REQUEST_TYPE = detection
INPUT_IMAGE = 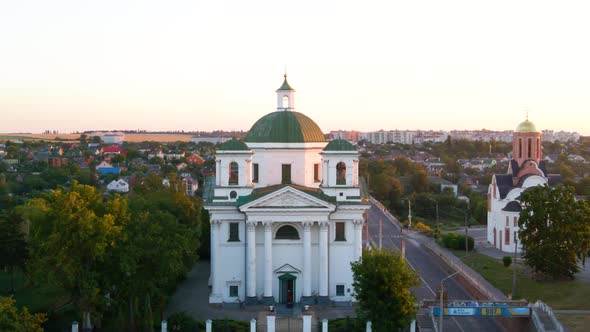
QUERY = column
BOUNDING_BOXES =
[209,220,222,302]
[215,160,221,186]
[354,220,363,261]
[302,222,312,302]
[263,221,274,304]
[246,221,257,302]
[318,221,329,303]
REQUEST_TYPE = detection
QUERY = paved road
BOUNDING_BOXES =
[366,204,506,332]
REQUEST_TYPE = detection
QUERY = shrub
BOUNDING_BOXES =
[440,233,474,251]
[414,221,432,232]
[503,256,512,268]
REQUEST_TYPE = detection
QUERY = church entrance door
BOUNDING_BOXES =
[279,273,296,308]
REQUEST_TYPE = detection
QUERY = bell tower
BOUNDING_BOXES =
[276,74,295,111]
[512,116,542,167]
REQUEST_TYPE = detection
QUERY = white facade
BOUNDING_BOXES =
[106,179,129,193]
[487,173,547,253]
[205,77,369,306]
[487,120,561,253]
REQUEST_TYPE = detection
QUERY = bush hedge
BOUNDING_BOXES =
[440,232,474,251]
[503,256,512,267]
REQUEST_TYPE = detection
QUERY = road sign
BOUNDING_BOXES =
[433,307,531,317]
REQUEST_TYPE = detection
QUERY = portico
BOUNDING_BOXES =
[204,75,370,306]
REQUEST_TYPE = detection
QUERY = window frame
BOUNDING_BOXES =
[229,285,238,297]
[336,284,345,296]
[228,222,240,242]
[275,225,300,240]
[253,163,259,183]
[505,228,510,245]
[336,162,346,185]
[335,222,346,241]
[281,164,292,184]
[228,161,239,185]
[313,163,320,183]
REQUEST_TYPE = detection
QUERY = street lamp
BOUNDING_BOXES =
[425,196,439,238]
[439,271,460,332]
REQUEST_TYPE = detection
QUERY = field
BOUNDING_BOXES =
[0,133,194,142]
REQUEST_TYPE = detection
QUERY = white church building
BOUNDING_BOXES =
[204,75,370,306]
[487,118,562,253]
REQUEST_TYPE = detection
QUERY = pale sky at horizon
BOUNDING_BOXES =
[1,1,589,135]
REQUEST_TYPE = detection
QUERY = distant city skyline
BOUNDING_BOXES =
[1,1,589,135]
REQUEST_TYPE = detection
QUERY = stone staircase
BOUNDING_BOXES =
[531,301,564,332]
[416,308,436,332]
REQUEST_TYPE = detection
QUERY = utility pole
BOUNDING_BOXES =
[464,213,468,256]
[408,200,413,230]
[512,231,518,299]
[465,200,470,256]
[401,238,406,259]
[379,217,383,249]
[439,271,460,332]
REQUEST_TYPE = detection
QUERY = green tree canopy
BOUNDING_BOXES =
[351,249,419,331]
[0,296,47,332]
[519,184,590,279]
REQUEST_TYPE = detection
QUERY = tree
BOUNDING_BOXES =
[0,213,28,293]
[0,296,47,332]
[26,182,124,329]
[351,249,419,331]
[519,184,590,279]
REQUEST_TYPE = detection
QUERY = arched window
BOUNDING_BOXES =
[275,225,300,240]
[282,96,289,109]
[336,162,346,185]
[229,162,239,185]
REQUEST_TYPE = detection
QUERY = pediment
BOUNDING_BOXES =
[274,263,301,274]
[239,186,335,211]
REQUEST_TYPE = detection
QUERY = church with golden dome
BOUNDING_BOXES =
[487,118,562,253]
[204,76,369,306]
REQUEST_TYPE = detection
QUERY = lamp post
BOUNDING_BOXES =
[439,271,460,332]
[407,199,413,230]
[512,230,518,299]
[464,199,470,256]
[425,196,439,238]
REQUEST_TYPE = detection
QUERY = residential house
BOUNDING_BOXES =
[102,145,123,156]
[107,179,129,193]
[186,154,204,166]
[180,173,198,196]
[176,162,188,171]
[97,161,120,175]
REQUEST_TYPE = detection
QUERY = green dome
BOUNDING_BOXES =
[218,139,249,151]
[245,111,326,143]
[515,120,538,133]
[324,139,356,151]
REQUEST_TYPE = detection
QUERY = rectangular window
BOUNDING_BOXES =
[228,222,239,242]
[335,222,346,241]
[253,163,259,183]
[336,284,345,296]
[528,138,532,158]
[505,228,510,245]
[281,164,291,184]
[314,163,320,182]
[505,216,509,227]
[513,217,518,227]
[229,285,238,297]
[518,138,522,158]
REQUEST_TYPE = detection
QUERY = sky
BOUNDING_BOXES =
[1,1,589,135]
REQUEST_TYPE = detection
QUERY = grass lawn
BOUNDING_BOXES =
[451,250,590,310]
[554,314,590,332]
